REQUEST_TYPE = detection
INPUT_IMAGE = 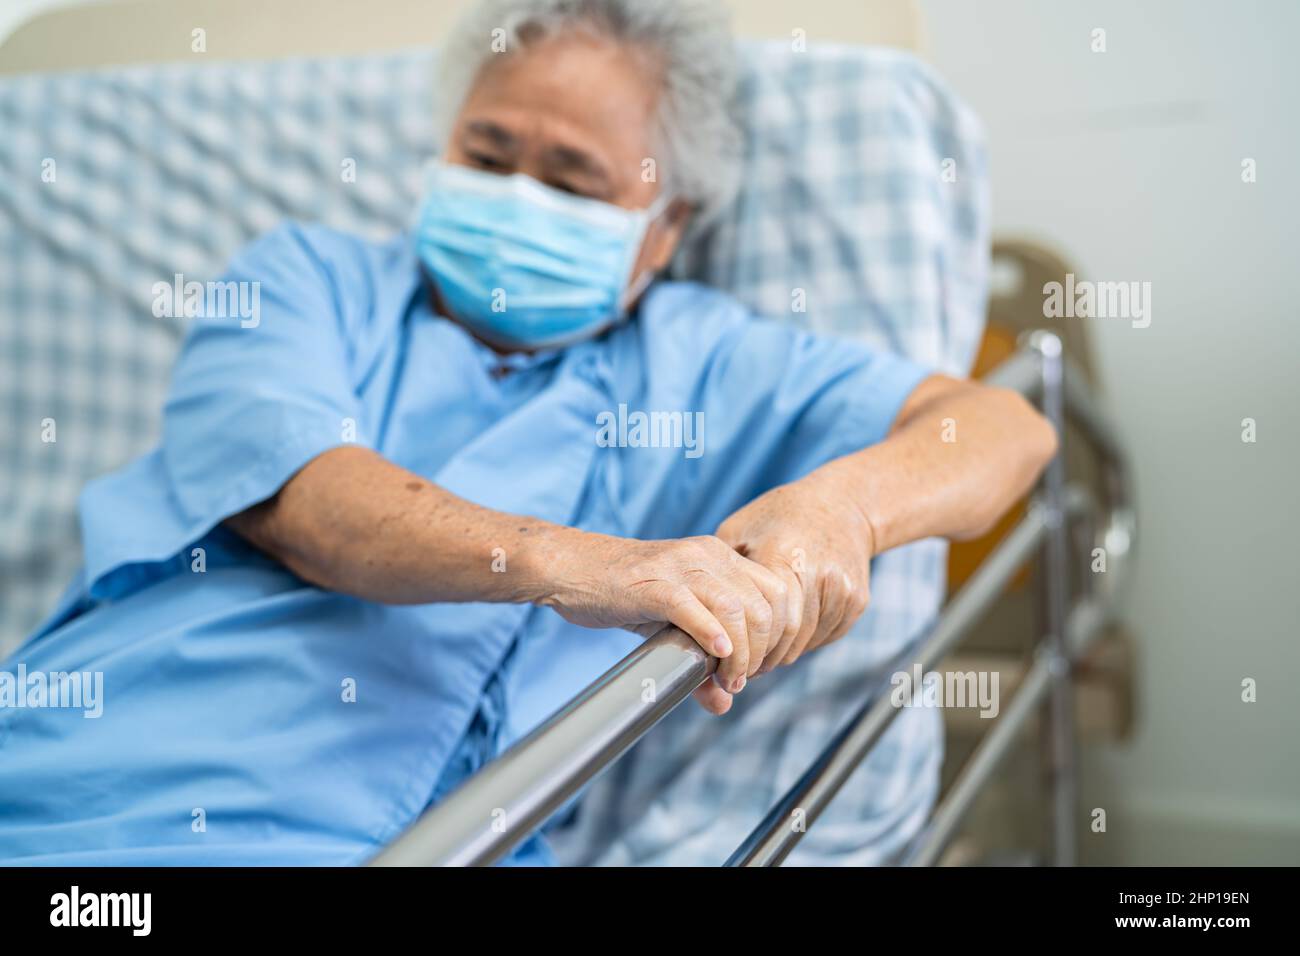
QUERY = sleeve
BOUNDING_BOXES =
[78,223,373,600]
[684,300,933,526]
[160,223,370,522]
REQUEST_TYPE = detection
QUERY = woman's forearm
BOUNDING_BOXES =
[225,444,792,699]
[810,376,1058,555]
[224,445,578,604]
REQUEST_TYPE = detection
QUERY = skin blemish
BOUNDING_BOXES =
[405,482,423,492]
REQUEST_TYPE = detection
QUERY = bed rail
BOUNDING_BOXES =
[369,330,1135,867]
[368,626,713,867]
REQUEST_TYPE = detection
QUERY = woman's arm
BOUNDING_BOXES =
[227,445,565,606]
[827,374,1059,550]
[225,445,787,703]
[716,374,1057,670]
[225,374,1053,713]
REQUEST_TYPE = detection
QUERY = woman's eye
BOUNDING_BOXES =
[553,182,600,199]
[469,153,509,172]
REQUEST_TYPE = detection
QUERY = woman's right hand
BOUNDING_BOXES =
[532,532,794,714]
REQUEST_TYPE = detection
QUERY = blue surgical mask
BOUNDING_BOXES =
[414,162,671,350]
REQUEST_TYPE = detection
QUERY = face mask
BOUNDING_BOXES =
[414,162,672,350]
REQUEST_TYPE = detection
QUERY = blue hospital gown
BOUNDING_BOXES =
[0,223,929,865]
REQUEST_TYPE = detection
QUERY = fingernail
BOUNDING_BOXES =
[732,675,746,693]
[712,635,732,657]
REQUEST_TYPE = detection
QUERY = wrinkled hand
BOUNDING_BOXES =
[716,468,877,673]
[538,533,790,714]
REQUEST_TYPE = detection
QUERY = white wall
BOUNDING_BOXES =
[922,0,1300,862]
[0,0,111,47]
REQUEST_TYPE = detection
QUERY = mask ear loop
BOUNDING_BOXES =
[619,192,677,314]
[620,268,657,312]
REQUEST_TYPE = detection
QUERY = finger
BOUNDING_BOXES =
[808,573,850,652]
[731,557,786,677]
[820,572,870,648]
[659,585,735,661]
[811,590,850,653]
[692,680,733,716]
[692,575,750,691]
[759,564,803,672]
[780,572,821,667]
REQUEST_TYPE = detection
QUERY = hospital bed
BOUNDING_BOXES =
[0,0,1137,865]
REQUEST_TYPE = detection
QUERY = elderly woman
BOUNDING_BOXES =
[0,0,1053,866]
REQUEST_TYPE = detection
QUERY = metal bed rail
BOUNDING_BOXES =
[370,330,1135,868]
[369,627,714,867]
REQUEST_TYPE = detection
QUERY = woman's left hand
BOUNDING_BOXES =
[715,466,877,674]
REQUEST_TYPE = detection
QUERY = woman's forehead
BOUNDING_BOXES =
[459,34,660,167]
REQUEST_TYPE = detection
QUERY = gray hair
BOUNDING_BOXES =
[436,0,742,224]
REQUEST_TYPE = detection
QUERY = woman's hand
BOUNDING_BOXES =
[715,467,877,672]
[533,532,791,714]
